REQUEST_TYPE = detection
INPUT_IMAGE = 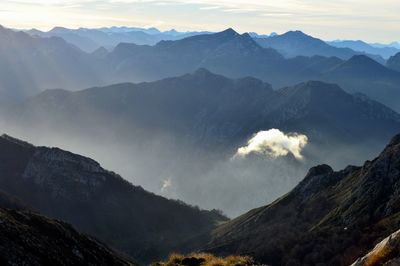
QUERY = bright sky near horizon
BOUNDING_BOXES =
[1,0,399,43]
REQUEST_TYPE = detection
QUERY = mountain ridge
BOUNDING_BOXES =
[3,69,400,217]
[205,133,400,265]
[0,134,227,263]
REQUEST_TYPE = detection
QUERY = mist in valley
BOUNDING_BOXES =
[1,115,387,217]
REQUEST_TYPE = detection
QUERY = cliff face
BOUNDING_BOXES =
[206,133,400,266]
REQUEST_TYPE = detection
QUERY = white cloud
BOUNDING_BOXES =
[236,129,308,160]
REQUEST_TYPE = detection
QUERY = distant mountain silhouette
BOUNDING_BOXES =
[5,27,400,112]
[0,134,227,264]
[26,26,210,52]
[321,55,400,111]
[253,31,384,62]
[205,133,400,265]
[103,29,400,111]
[105,28,347,88]
[329,39,400,59]
[106,28,282,83]
[0,25,104,104]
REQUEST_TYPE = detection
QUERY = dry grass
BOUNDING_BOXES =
[152,253,260,266]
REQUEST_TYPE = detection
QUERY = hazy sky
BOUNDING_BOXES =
[1,0,400,43]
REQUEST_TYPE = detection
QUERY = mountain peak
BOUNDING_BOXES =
[193,68,213,76]
[220,28,239,36]
[295,164,335,197]
[287,30,307,35]
[280,30,312,40]
[347,54,376,64]
[49,26,71,33]
[330,54,395,76]
[305,164,334,179]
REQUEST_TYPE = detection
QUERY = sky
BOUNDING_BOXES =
[1,0,400,43]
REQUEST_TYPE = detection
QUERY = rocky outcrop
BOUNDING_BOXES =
[351,229,400,266]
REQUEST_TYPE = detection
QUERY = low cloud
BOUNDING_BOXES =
[236,129,308,160]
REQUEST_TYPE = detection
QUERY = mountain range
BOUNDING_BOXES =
[328,39,400,59]
[3,26,400,112]
[253,30,385,62]
[104,29,400,112]
[26,26,399,61]
[2,20,400,266]
[26,26,210,52]
[3,69,400,216]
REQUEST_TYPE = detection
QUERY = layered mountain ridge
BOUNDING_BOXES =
[3,69,400,217]
[2,25,400,112]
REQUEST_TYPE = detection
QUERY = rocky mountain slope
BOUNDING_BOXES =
[0,134,227,264]
[205,133,400,265]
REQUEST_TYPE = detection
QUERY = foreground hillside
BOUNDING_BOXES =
[0,192,134,266]
[206,133,400,265]
[0,134,227,263]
